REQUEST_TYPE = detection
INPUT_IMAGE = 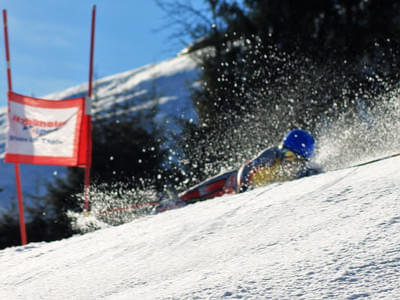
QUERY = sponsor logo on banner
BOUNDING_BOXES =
[5,92,88,166]
[11,114,72,144]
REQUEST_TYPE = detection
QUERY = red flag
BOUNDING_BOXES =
[77,97,92,167]
[5,91,92,167]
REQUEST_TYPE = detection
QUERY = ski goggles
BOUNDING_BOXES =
[280,147,306,162]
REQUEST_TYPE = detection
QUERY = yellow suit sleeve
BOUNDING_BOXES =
[250,159,294,187]
[250,159,281,187]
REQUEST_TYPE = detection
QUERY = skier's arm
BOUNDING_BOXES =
[236,148,278,193]
[179,169,238,203]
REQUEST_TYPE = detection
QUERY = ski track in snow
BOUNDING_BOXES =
[0,156,399,299]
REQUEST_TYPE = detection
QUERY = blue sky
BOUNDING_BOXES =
[0,1,190,107]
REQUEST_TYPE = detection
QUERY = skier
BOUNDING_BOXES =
[156,129,322,211]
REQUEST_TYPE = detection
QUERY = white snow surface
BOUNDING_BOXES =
[0,155,399,299]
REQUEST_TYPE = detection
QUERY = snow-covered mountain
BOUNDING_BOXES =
[0,154,399,299]
[0,53,200,210]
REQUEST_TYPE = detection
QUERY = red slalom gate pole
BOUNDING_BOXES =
[88,5,96,97]
[15,164,27,244]
[84,5,96,212]
[3,10,12,91]
[3,9,27,245]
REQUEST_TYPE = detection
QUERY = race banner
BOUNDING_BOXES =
[4,91,91,166]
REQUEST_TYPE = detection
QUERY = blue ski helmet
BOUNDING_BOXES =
[283,129,315,158]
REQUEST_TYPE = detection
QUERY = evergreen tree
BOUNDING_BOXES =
[0,210,20,248]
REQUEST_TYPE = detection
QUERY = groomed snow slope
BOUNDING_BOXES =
[0,154,399,299]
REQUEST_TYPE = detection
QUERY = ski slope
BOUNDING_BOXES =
[0,154,399,299]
